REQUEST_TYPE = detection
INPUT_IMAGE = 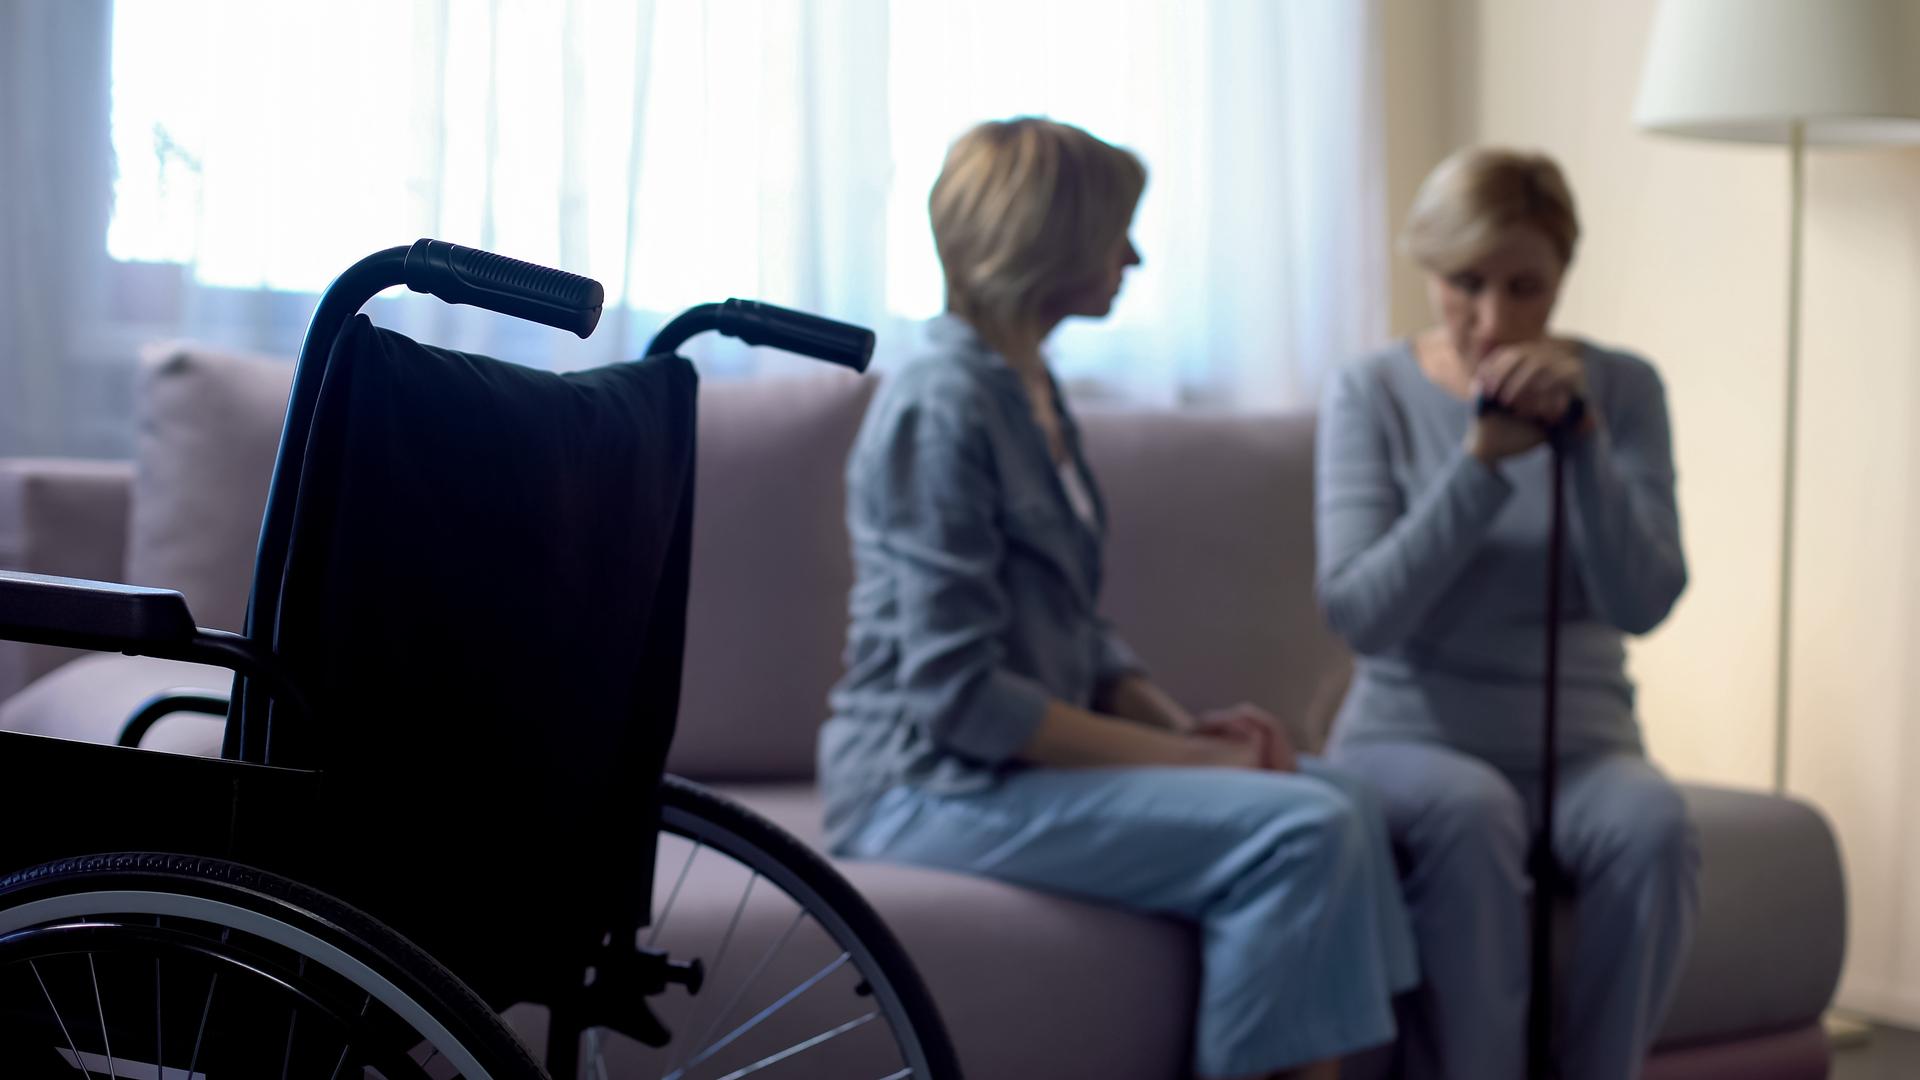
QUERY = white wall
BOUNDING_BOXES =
[1386,0,1920,1024]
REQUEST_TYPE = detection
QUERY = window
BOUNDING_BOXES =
[103,0,1383,400]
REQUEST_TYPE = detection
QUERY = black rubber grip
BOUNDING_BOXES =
[717,299,875,372]
[1475,393,1587,433]
[403,239,604,339]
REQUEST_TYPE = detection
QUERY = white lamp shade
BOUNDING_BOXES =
[1636,0,1920,145]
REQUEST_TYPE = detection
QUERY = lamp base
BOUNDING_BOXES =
[1824,1009,1873,1049]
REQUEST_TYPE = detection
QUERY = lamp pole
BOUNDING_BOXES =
[1772,118,1804,794]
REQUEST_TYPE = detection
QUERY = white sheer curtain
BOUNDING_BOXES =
[882,0,1388,406]
[99,0,900,379]
[3,0,1386,458]
[1,1,114,458]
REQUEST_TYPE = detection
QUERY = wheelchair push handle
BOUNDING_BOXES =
[717,299,875,371]
[404,239,605,339]
[645,298,875,371]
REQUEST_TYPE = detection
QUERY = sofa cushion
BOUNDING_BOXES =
[105,352,1348,779]
[0,652,228,757]
[125,343,294,634]
[1081,407,1350,748]
[667,371,876,781]
[3,649,1845,1075]
[718,781,1844,1076]
[501,781,1197,1078]
[0,458,136,703]
[704,782,1200,1079]
[672,395,1353,779]
[112,347,872,783]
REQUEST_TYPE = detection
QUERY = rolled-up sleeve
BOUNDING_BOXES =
[868,397,1051,765]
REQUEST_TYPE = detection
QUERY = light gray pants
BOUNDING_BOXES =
[1328,742,1699,1080]
[837,759,1420,1078]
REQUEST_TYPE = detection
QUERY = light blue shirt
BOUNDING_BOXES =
[818,316,1146,846]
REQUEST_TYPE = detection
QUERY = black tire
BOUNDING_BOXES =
[637,774,963,1080]
[0,851,546,1078]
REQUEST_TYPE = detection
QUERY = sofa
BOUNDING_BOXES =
[0,342,1846,1078]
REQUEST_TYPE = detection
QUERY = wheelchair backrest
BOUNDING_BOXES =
[257,314,698,1004]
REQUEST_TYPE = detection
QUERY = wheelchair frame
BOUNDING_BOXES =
[0,240,958,1079]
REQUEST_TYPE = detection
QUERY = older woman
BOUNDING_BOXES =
[1317,146,1699,1080]
[819,117,1416,1080]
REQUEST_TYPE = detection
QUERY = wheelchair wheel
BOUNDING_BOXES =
[563,775,960,1079]
[0,852,544,1078]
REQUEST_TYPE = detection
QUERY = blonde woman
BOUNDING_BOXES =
[1317,146,1699,1080]
[820,117,1416,1080]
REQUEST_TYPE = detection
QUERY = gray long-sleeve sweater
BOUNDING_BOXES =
[1316,340,1688,770]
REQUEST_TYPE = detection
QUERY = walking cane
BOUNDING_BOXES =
[1477,392,1587,1080]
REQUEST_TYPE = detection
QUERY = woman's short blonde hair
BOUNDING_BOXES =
[930,117,1146,336]
[1402,146,1580,273]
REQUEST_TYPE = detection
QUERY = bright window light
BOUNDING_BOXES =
[108,0,1186,332]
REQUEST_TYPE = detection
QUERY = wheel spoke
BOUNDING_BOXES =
[0,795,947,1080]
[702,873,760,993]
[647,841,705,948]
[668,951,852,1079]
[281,1005,300,1080]
[278,955,309,1080]
[588,1027,609,1080]
[652,780,952,1080]
[89,953,118,1078]
[0,866,536,1080]
[187,972,217,1076]
[328,996,372,1080]
[669,907,802,1078]
[153,955,163,1080]
[31,959,94,1079]
[707,1012,879,1080]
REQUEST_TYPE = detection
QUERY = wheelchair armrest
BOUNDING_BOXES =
[0,569,197,652]
[0,569,312,737]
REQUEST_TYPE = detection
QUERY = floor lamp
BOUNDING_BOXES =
[1634,0,1920,1050]
[1634,0,1920,795]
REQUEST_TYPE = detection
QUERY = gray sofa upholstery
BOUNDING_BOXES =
[0,344,1846,1078]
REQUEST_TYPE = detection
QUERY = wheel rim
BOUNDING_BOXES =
[0,889,498,1078]
[558,794,937,1080]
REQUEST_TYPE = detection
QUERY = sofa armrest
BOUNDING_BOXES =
[0,458,135,704]
[1655,783,1847,1048]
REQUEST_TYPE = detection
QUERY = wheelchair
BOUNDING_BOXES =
[0,241,961,1079]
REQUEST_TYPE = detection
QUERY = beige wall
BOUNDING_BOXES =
[1382,0,1464,337]
[1790,150,1920,1022]
[1390,0,1920,1025]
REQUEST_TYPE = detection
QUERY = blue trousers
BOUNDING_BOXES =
[837,758,1420,1078]
[1329,742,1700,1080]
